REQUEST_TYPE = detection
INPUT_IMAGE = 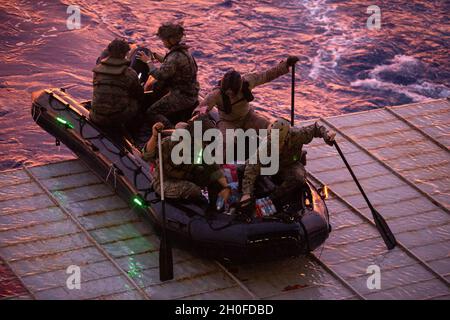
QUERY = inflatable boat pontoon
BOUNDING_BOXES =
[31,88,331,261]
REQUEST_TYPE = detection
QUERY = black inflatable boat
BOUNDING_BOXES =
[31,88,331,261]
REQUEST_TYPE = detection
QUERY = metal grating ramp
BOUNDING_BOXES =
[221,99,450,300]
[0,160,253,300]
[1,98,449,300]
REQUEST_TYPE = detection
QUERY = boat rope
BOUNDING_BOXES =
[31,105,43,123]
[105,163,119,189]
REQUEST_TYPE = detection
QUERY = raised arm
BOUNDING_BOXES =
[291,122,336,146]
[193,88,221,115]
[244,59,289,89]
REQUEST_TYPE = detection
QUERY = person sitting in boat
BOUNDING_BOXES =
[142,117,231,207]
[192,56,299,149]
[90,38,144,135]
[240,118,336,211]
[136,22,200,129]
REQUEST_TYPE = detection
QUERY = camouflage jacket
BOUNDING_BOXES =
[142,136,224,186]
[91,57,143,124]
[241,122,331,195]
[148,43,200,97]
[199,60,289,122]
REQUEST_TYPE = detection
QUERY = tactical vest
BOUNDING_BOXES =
[92,58,135,117]
[161,44,199,97]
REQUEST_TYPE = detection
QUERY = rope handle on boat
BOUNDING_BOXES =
[31,105,44,123]
[106,164,120,189]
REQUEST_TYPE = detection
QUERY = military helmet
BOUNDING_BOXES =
[186,113,216,135]
[268,117,291,146]
[157,22,185,41]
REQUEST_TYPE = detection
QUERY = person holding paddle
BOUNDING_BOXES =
[240,117,336,211]
[193,56,299,150]
[142,118,232,204]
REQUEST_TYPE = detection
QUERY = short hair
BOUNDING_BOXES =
[107,38,130,58]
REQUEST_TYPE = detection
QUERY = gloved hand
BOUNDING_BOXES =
[192,106,208,116]
[152,122,164,136]
[287,55,300,67]
[137,51,154,68]
[324,130,336,146]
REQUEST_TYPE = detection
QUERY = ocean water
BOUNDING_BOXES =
[0,0,449,170]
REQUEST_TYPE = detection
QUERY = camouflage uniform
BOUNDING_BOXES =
[90,57,144,127]
[242,122,333,200]
[198,60,290,147]
[146,43,199,128]
[142,136,224,199]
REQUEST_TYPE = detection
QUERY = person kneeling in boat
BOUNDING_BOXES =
[142,119,231,207]
[240,118,336,212]
[136,22,200,129]
[192,56,299,150]
[90,38,144,137]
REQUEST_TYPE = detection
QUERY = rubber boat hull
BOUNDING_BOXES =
[31,88,331,261]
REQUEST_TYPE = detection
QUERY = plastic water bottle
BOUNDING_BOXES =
[268,198,277,214]
[216,196,225,211]
[255,199,263,217]
[263,198,272,216]
[260,198,268,216]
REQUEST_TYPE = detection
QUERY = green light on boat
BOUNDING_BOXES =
[133,196,146,208]
[195,148,203,164]
[56,117,74,129]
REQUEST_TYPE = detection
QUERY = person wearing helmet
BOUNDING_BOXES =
[90,38,144,134]
[239,118,336,210]
[137,22,200,128]
[193,56,299,149]
[142,116,231,205]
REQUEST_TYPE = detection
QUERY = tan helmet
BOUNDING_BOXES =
[156,22,184,42]
[268,117,290,146]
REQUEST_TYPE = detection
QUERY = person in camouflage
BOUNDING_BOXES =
[90,38,144,130]
[137,22,200,128]
[142,118,231,203]
[240,118,336,208]
[193,56,299,149]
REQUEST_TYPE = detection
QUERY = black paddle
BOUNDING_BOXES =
[290,64,295,126]
[333,141,397,250]
[157,131,174,281]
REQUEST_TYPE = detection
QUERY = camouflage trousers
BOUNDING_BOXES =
[271,162,306,201]
[153,177,203,199]
[152,173,221,201]
[146,92,198,128]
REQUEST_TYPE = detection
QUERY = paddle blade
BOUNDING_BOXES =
[159,232,174,281]
[372,209,397,250]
